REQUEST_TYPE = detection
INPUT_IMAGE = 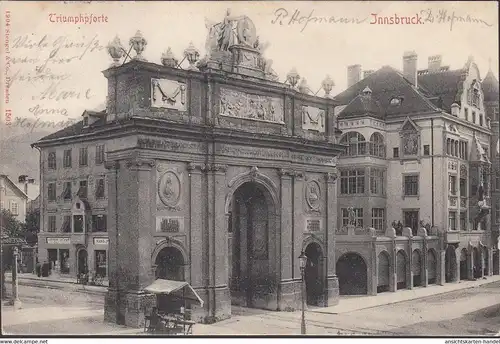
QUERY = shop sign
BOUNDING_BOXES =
[94,238,109,245]
[46,237,70,245]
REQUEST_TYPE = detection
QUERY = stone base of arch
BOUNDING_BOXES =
[104,289,156,328]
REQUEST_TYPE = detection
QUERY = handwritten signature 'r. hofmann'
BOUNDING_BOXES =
[271,8,368,32]
[420,9,493,31]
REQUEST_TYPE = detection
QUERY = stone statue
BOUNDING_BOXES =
[218,9,245,51]
[347,207,356,226]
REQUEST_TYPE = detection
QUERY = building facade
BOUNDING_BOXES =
[33,123,110,279]
[333,53,500,296]
[0,174,29,223]
[34,14,346,327]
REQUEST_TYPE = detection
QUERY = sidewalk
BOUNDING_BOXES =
[5,272,109,287]
[311,275,500,315]
[4,272,107,294]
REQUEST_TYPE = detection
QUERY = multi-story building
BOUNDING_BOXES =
[332,53,499,296]
[32,112,110,279]
[0,174,29,223]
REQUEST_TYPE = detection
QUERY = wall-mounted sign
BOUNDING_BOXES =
[156,216,184,233]
[93,238,109,245]
[46,237,70,245]
[306,219,321,232]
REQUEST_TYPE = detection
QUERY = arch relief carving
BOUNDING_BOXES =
[158,170,182,210]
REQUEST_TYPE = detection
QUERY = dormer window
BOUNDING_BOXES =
[390,97,402,106]
[83,116,89,127]
[470,80,481,108]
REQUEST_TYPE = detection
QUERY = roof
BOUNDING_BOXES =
[334,65,438,119]
[339,92,384,119]
[144,279,204,306]
[417,69,466,111]
[482,69,499,102]
[0,174,28,199]
[35,114,106,142]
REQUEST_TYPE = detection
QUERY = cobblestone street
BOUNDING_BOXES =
[2,278,500,336]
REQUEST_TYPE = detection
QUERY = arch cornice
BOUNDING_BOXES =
[151,237,190,265]
[302,234,325,256]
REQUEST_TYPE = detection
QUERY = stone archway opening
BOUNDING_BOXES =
[460,248,468,280]
[77,248,88,276]
[427,249,437,285]
[155,246,185,281]
[377,251,390,293]
[304,242,324,306]
[229,181,277,309]
[412,250,422,287]
[396,250,407,290]
[473,247,482,279]
[445,246,457,283]
[336,252,367,295]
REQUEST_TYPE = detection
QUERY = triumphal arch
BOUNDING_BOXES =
[102,11,344,326]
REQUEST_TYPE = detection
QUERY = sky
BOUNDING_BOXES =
[1,1,498,128]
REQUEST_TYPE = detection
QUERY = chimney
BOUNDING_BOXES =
[403,51,418,87]
[363,70,374,79]
[347,64,362,88]
[428,55,442,73]
[24,183,28,196]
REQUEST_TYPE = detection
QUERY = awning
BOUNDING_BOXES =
[144,279,204,307]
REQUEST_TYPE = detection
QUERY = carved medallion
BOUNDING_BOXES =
[219,87,284,123]
[151,78,187,111]
[305,180,321,211]
[403,133,419,156]
[158,171,181,209]
[302,106,325,133]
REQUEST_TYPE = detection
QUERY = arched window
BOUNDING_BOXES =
[369,132,385,158]
[340,132,366,157]
[447,138,451,155]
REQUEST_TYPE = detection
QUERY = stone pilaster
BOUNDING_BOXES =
[325,171,339,304]
[422,238,429,287]
[206,163,230,323]
[293,171,305,280]
[467,249,474,280]
[390,241,397,292]
[408,239,413,290]
[369,239,377,296]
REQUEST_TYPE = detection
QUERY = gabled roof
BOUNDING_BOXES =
[334,66,438,119]
[482,69,499,102]
[417,69,466,111]
[0,174,28,199]
[338,92,384,119]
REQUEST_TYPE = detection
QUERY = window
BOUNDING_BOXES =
[341,208,363,227]
[63,182,72,200]
[48,183,56,201]
[496,200,500,224]
[471,86,480,107]
[423,145,430,156]
[448,211,457,231]
[460,177,467,197]
[61,215,71,233]
[95,250,107,277]
[79,147,88,166]
[9,201,19,215]
[393,147,399,158]
[449,175,457,195]
[495,174,500,191]
[48,152,56,170]
[403,175,419,196]
[340,132,366,156]
[403,210,419,234]
[92,214,107,232]
[340,169,365,194]
[95,145,105,165]
[371,208,385,233]
[459,141,468,160]
[472,111,476,123]
[369,132,385,158]
[48,216,56,232]
[370,169,384,195]
[95,178,105,199]
[464,108,469,121]
[479,114,484,126]
[460,211,467,230]
[78,180,88,199]
[63,149,72,168]
[73,215,84,233]
[83,116,89,127]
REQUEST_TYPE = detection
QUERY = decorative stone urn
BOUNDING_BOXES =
[322,75,335,98]
[129,30,147,61]
[161,47,178,68]
[183,42,200,71]
[107,36,125,67]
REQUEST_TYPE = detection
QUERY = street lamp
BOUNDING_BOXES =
[299,251,308,335]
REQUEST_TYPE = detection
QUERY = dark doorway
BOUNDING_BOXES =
[473,247,482,279]
[377,251,390,293]
[336,253,367,295]
[155,247,184,281]
[77,249,88,275]
[494,250,499,275]
[396,250,407,290]
[411,250,422,287]
[230,182,275,309]
[483,247,489,276]
[403,210,419,236]
[445,246,457,282]
[48,249,58,271]
[427,249,437,284]
[460,248,468,280]
[304,242,323,306]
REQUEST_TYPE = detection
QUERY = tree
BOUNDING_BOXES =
[0,209,23,238]
[22,208,40,245]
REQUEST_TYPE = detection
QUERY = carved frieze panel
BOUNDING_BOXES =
[219,88,284,123]
[305,180,321,212]
[138,137,203,154]
[306,219,322,232]
[151,78,187,111]
[156,216,184,233]
[448,161,458,171]
[157,170,182,211]
[302,106,325,133]
[460,164,467,178]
